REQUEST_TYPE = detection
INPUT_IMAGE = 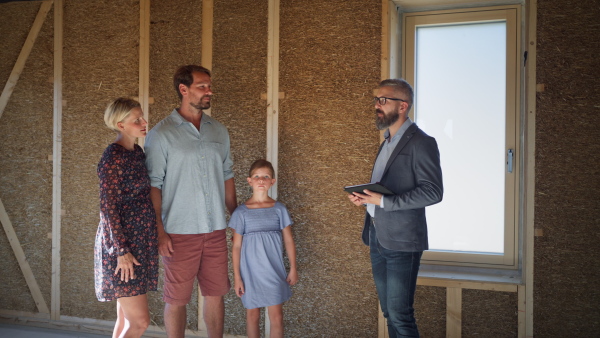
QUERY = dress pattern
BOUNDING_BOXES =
[228,202,293,309]
[94,143,158,301]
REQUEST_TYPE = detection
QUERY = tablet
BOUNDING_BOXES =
[344,183,394,195]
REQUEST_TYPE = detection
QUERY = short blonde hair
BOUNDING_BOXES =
[103,97,141,132]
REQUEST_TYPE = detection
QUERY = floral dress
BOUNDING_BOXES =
[94,143,158,301]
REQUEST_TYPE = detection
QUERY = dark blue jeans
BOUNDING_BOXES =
[370,224,423,338]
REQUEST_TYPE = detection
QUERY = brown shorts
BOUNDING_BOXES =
[162,229,231,306]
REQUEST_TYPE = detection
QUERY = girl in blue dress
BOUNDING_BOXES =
[229,159,298,338]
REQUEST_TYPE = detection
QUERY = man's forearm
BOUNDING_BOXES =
[224,178,237,215]
[150,187,166,234]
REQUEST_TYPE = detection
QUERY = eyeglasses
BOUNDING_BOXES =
[373,97,406,106]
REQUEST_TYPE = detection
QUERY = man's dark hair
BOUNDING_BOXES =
[173,65,211,100]
[379,78,414,112]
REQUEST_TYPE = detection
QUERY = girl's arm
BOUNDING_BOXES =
[232,231,245,297]
[282,226,298,285]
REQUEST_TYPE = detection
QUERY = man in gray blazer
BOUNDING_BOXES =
[348,78,443,337]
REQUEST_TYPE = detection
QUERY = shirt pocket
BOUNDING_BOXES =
[204,142,225,163]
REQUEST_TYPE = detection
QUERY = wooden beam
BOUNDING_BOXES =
[524,0,537,336]
[264,0,281,334]
[381,0,390,80]
[0,198,50,314]
[0,0,53,120]
[0,311,245,338]
[0,309,50,320]
[417,277,519,292]
[266,0,280,201]
[138,0,150,147]
[201,0,213,117]
[51,0,63,322]
[378,304,388,338]
[518,285,526,337]
[197,0,215,332]
[387,1,400,79]
[446,287,462,338]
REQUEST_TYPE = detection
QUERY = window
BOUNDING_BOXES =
[402,6,522,268]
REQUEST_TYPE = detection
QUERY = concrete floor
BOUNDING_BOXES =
[0,323,109,338]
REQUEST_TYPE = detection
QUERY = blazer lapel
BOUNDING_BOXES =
[382,123,418,175]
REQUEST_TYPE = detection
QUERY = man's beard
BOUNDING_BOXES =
[190,96,211,110]
[375,108,399,130]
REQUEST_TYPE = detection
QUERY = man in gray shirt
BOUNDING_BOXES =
[145,65,237,338]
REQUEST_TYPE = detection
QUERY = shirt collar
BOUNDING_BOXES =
[384,117,413,141]
[170,109,213,127]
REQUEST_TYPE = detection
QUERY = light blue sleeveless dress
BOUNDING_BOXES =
[228,202,293,309]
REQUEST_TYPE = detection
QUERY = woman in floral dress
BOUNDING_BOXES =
[95,98,158,338]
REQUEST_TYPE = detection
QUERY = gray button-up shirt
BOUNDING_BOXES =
[367,118,413,217]
[144,109,234,234]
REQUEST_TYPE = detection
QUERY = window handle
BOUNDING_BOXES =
[507,149,514,173]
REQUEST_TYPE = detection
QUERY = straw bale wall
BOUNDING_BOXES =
[147,0,205,328]
[0,0,598,337]
[534,0,600,336]
[0,0,54,313]
[277,0,381,336]
[59,0,141,320]
[212,0,269,334]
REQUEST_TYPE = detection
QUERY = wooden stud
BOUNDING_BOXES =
[133,96,154,104]
[261,92,284,100]
[378,303,388,338]
[446,287,462,338]
[0,310,242,337]
[524,1,537,337]
[264,0,281,334]
[197,0,214,332]
[381,0,390,81]
[266,0,280,200]
[417,277,518,292]
[518,285,526,338]
[138,0,150,148]
[52,0,64,322]
[388,1,400,79]
[201,0,214,118]
[0,0,53,120]
[0,198,50,314]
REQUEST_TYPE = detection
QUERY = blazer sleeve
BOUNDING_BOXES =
[382,135,443,211]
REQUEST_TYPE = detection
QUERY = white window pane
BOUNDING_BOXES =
[415,21,506,254]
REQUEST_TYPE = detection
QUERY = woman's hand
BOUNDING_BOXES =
[287,268,298,286]
[234,277,245,297]
[115,252,140,282]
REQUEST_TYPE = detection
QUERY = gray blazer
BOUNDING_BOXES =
[361,123,443,251]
